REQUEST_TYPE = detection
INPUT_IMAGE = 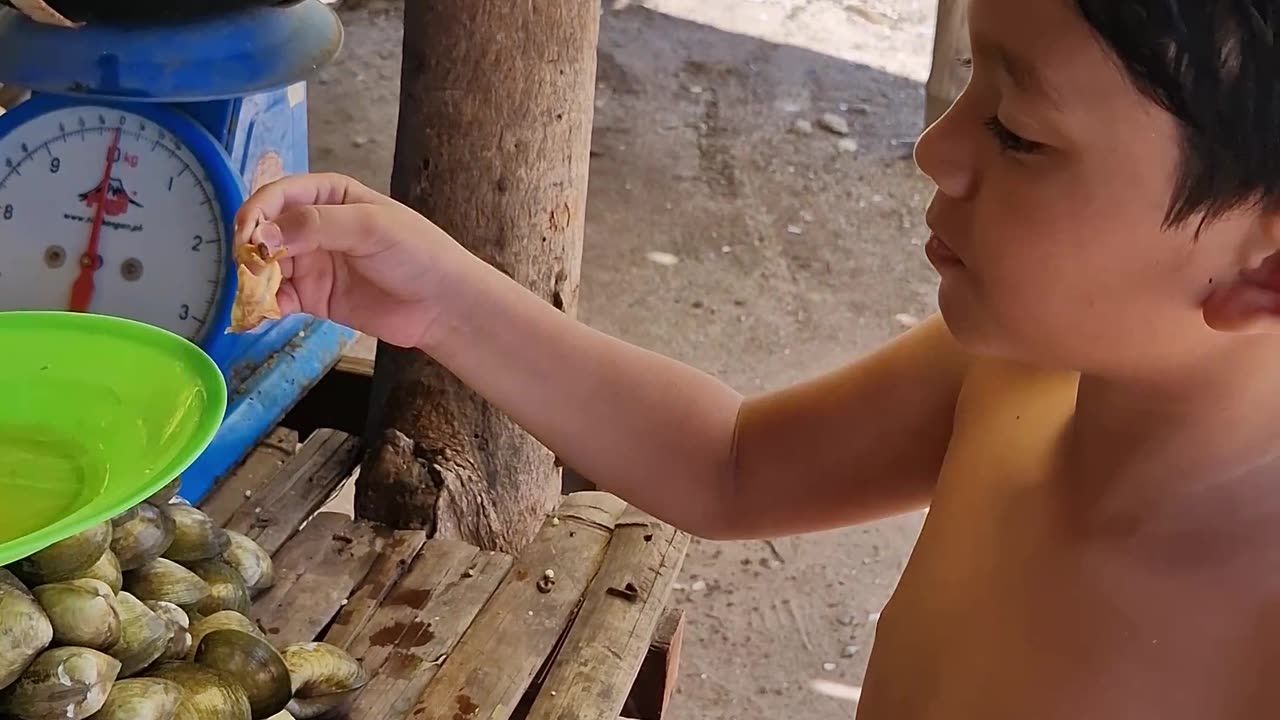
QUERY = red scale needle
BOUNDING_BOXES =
[69,128,121,313]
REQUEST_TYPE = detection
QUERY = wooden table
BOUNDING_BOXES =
[199,427,691,720]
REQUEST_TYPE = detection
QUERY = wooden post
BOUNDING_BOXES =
[925,0,971,128]
[357,0,599,553]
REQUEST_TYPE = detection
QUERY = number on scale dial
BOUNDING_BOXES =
[0,105,226,342]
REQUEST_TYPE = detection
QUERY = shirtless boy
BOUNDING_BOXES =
[235,0,1280,716]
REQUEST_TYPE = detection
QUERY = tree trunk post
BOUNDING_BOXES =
[357,0,599,553]
[925,0,971,128]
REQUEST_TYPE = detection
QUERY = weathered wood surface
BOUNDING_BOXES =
[203,433,688,720]
[404,493,627,720]
[526,508,689,720]
[200,427,299,526]
[337,334,377,378]
[251,512,389,646]
[623,609,687,720]
[334,543,514,720]
[360,0,601,554]
[225,428,361,555]
[926,0,971,127]
[322,528,428,650]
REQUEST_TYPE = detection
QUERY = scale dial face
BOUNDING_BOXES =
[0,103,230,343]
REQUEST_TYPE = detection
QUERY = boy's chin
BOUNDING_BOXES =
[936,279,987,346]
[937,291,1052,366]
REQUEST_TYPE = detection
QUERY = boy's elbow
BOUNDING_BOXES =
[668,479,760,541]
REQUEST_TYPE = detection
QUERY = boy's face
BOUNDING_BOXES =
[915,0,1266,377]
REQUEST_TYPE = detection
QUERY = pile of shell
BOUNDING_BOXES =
[0,478,367,720]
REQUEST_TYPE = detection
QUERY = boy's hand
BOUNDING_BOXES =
[233,173,460,349]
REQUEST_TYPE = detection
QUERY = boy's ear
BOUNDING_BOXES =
[1203,215,1280,334]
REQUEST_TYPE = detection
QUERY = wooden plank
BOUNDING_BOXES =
[402,492,627,720]
[525,508,690,720]
[925,0,971,126]
[322,529,428,651]
[336,334,377,377]
[623,609,687,720]
[338,539,479,671]
[339,543,514,720]
[225,429,361,555]
[250,512,387,646]
[201,427,299,527]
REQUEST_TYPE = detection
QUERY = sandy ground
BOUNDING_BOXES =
[309,1,943,717]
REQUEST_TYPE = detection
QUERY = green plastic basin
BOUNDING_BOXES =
[0,311,226,566]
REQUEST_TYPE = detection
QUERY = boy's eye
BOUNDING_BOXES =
[984,116,1044,155]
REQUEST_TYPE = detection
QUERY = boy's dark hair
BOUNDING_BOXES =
[1075,2,1279,229]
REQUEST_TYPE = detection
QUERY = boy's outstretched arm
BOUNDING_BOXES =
[236,173,972,539]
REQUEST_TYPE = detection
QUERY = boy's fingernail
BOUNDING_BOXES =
[252,221,284,252]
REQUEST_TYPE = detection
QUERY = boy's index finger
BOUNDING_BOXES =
[233,173,385,245]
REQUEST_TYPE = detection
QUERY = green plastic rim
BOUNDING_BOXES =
[0,310,226,567]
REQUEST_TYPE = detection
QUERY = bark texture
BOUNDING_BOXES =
[357,0,599,553]
[926,0,971,127]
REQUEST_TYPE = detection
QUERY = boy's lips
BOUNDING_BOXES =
[925,232,964,269]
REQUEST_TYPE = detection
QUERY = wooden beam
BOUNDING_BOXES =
[622,609,687,720]
[250,512,388,646]
[331,541,513,720]
[525,508,689,720]
[321,528,429,650]
[337,334,377,378]
[201,427,298,527]
[225,429,361,555]
[403,493,627,720]
[358,0,601,553]
[925,0,971,127]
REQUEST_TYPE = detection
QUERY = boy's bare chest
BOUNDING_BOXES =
[854,365,1280,719]
[856,501,1278,719]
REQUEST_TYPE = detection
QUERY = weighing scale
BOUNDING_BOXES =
[0,1,358,504]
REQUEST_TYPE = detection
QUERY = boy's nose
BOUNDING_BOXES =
[914,105,977,201]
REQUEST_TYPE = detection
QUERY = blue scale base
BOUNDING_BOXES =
[0,1,357,504]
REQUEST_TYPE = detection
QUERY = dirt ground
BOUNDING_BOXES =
[308,1,943,717]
